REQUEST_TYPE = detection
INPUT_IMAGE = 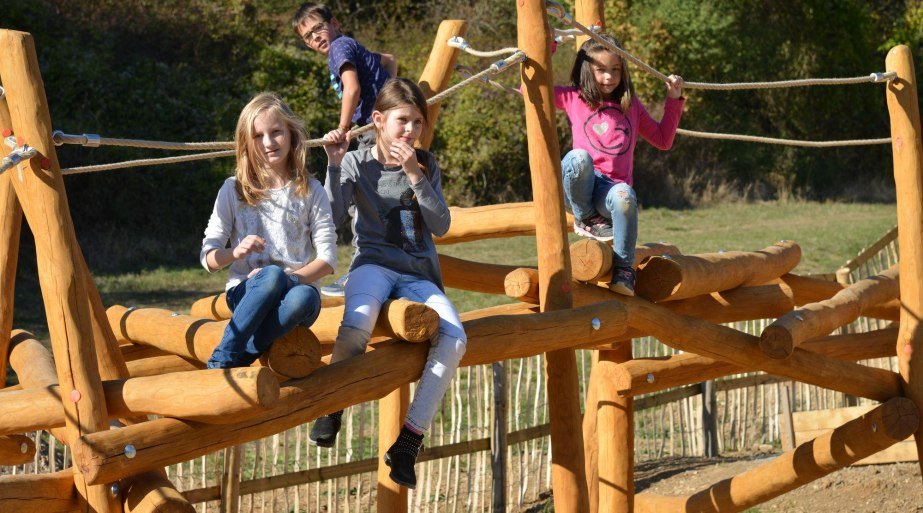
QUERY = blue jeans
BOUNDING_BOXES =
[561,149,639,268]
[331,263,467,433]
[207,265,322,369]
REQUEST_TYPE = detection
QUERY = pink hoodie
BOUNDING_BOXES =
[554,86,684,186]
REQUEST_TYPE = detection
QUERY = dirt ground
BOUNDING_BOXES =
[635,455,923,512]
[524,455,923,512]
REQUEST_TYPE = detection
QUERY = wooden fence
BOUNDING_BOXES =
[2,227,901,512]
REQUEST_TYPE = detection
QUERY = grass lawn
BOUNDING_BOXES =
[11,201,897,344]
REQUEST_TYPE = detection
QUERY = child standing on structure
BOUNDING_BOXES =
[557,34,684,296]
[312,78,467,490]
[291,3,397,295]
[200,92,337,369]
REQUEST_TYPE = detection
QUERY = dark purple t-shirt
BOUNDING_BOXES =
[327,36,391,125]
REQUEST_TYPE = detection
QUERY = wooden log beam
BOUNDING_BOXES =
[0,367,280,434]
[106,306,320,379]
[518,2,589,510]
[74,300,627,485]
[885,44,923,477]
[417,19,467,150]
[0,92,21,388]
[564,281,902,401]
[635,397,918,513]
[123,471,194,513]
[0,470,79,513]
[438,253,525,295]
[776,273,899,320]
[570,239,680,283]
[760,266,899,359]
[125,355,202,378]
[597,346,633,513]
[189,294,343,320]
[185,297,438,344]
[0,434,35,465]
[635,241,801,302]
[615,327,899,397]
[0,28,117,512]
[434,202,575,245]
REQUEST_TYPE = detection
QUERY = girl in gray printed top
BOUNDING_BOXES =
[200,93,337,369]
[314,78,466,490]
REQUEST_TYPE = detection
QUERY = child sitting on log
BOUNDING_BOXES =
[313,78,467,490]
[200,92,337,369]
[556,33,684,296]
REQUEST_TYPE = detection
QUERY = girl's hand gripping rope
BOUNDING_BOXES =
[666,74,684,99]
[322,129,349,167]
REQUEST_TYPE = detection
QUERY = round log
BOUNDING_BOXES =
[0,434,36,465]
[886,44,923,480]
[635,397,919,513]
[126,355,202,378]
[434,202,574,245]
[190,293,343,320]
[761,266,900,358]
[0,470,77,513]
[776,273,900,320]
[187,297,438,344]
[417,19,468,150]
[0,92,21,389]
[107,306,320,379]
[123,470,194,513]
[635,240,801,302]
[570,239,680,282]
[73,300,628,485]
[597,346,633,513]
[503,267,540,304]
[438,253,525,295]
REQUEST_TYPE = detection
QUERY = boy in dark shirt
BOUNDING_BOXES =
[292,3,397,295]
[292,3,396,148]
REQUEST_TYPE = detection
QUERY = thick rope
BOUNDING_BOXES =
[301,51,527,148]
[60,150,235,175]
[60,51,527,174]
[459,63,891,148]
[53,131,232,150]
[447,37,521,59]
[545,1,896,91]
[675,128,890,147]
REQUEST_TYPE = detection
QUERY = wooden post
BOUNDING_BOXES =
[0,29,118,512]
[575,0,605,48]
[778,382,795,452]
[885,44,923,478]
[378,386,409,512]
[491,362,507,512]
[517,2,589,511]
[417,19,467,150]
[219,446,242,513]
[597,345,633,513]
[700,380,718,457]
[0,90,21,388]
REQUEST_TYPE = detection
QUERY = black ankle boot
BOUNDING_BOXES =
[384,427,424,489]
[309,411,342,448]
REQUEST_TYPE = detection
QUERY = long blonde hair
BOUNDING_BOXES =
[571,34,634,112]
[234,92,311,205]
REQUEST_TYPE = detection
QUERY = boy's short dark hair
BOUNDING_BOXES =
[291,3,333,35]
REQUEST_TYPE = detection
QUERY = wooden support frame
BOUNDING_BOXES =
[885,44,923,477]
[0,92,21,388]
[517,2,589,511]
[635,397,918,513]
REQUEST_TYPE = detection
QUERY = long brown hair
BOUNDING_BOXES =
[372,78,431,176]
[234,92,311,205]
[570,34,634,112]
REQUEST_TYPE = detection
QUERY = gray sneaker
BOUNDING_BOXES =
[321,273,348,297]
[574,214,613,241]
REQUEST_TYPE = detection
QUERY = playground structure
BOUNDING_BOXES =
[1,1,922,513]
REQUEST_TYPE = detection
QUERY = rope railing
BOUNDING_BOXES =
[545,1,896,91]
[458,62,892,148]
[447,37,521,59]
[60,150,235,176]
[52,131,233,151]
[58,50,527,175]
[675,128,891,148]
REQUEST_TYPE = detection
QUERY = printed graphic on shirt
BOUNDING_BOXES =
[583,105,631,156]
[238,194,308,270]
[330,72,343,100]
[384,188,424,252]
